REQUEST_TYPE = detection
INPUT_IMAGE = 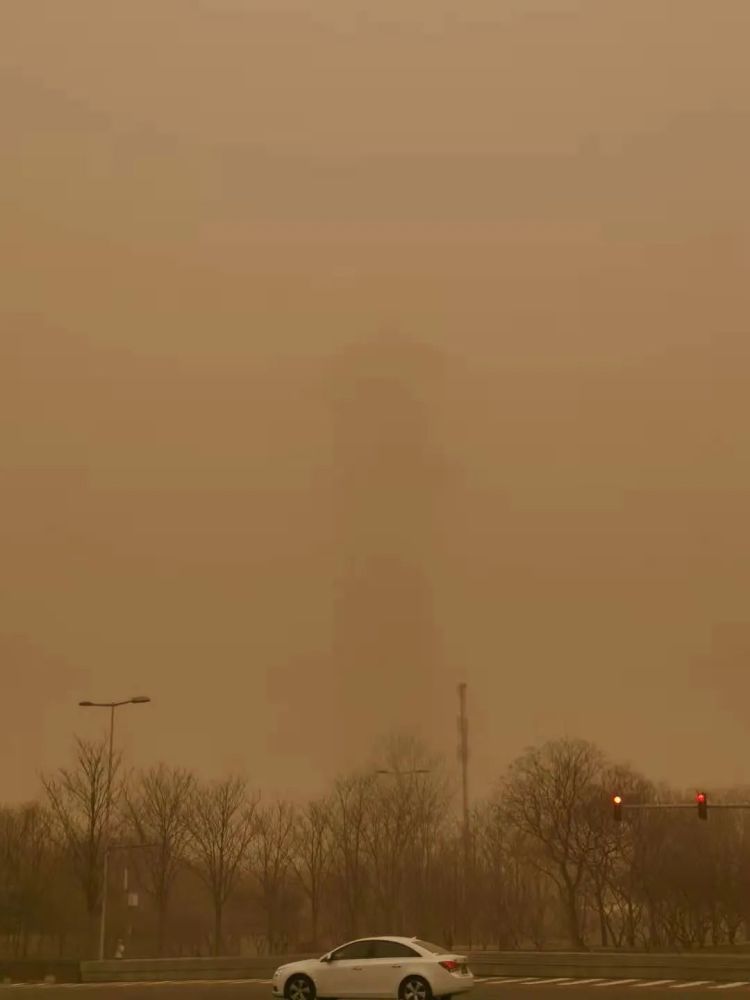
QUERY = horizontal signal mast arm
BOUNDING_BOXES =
[619,802,750,809]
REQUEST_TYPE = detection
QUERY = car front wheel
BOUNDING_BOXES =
[285,975,316,1000]
[399,977,432,1000]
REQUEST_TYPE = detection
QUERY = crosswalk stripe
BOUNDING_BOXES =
[508,978,571,985]
[509,978,546,984]
[477,976,527,986]
[710,984,750,991]
[670,982,714,989]
[522,978,575,985]
[595,980,641,987]
[559,979,608,986]
[634,982,675,988]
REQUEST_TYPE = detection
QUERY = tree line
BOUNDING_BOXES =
[1,733,748,960]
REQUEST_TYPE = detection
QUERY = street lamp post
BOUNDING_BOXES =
[78,696,150,960]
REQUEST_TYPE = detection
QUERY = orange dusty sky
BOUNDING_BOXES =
[2,1,750,804]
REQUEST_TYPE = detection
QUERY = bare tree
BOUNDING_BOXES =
[0,803,58,957]
[472,802,523,949]
[125,764,195,956]
[185,776,257,956]
[400,769,453,939]
[427,823,461,950]
[290,798,332,948]
[709,793,749,946]
[361,779,412,931]
[502,737,605,949]
[624,783,685,950]
[584,764,655,948]
[248,800,296,953]
[41,737,121,955]
[329,771,374,939]
[361,736,450,935]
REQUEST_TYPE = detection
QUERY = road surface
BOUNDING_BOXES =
[3,978,750,999]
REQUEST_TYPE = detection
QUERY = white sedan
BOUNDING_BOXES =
[272,936,474,1000]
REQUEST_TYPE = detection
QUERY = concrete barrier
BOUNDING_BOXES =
[80,950,750,985]
[468,951,750,983]
[81,954,317,983]
[0,960,81,984]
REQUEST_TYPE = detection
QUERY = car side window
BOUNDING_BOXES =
[330,940,374,961]
[371,941,420,959]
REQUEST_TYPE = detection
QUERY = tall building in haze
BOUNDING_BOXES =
[327,331,448,737]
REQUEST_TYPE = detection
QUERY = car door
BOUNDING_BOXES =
[366,941,422,997]
[322,939,376,997]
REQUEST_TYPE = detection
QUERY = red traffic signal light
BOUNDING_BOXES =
[696,791,708,820]
[612,794,623,821]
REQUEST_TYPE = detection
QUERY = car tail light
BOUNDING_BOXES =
[439,961,460,973]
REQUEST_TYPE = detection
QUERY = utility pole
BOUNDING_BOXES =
[457,683,470,945]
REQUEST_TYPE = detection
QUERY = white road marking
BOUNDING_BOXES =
[670,983,714,990]
[480,978,547,985]
[594,980,641,988]
[710,985,750,991]
[558,979,607,986]
[494,979,556,985]
[633,982,676,989]
[478,979,528,985]
[520,979,575,985]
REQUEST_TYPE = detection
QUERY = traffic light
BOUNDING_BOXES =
[696,792,708,820]
[612,794,623,822]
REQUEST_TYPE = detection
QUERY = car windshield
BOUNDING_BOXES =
[414,940,450,955]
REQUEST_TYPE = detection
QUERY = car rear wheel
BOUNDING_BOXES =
[286,975,316,1000]
[400,976,432,1000]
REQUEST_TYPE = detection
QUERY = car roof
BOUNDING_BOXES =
[340,936,423,946]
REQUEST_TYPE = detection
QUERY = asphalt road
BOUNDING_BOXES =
[4,978,750,1000]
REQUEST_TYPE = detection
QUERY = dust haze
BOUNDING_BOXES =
[2,1,750,803]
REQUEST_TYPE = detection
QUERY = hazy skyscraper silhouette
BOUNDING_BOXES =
[327,331,448,740]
